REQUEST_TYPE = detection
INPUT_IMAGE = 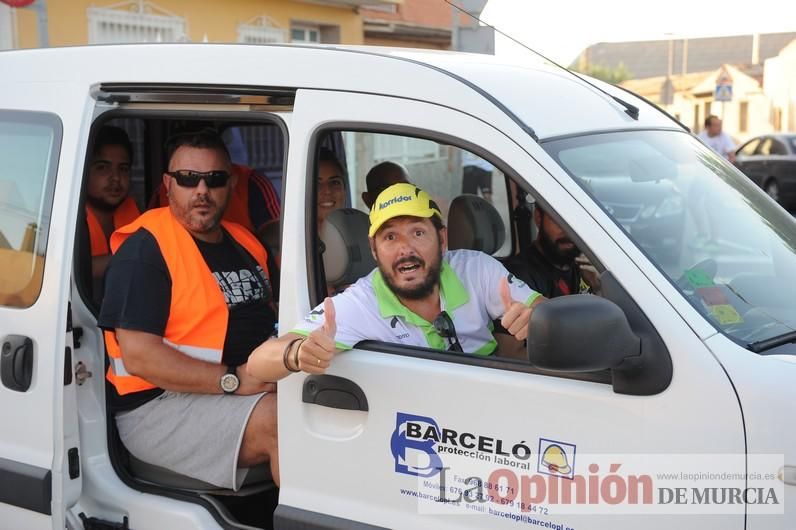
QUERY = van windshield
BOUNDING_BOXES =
[543,129,796,353]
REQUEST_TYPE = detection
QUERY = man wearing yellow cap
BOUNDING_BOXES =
[248,183,545,379]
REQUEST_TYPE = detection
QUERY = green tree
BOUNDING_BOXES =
[572,62,633,84]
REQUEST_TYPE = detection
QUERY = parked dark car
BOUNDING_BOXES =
[734,133,796,208]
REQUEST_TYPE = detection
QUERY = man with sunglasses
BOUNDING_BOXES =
[98,129,280,490]
[248,183,546,381]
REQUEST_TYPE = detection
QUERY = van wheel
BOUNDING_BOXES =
[764,179,780,203]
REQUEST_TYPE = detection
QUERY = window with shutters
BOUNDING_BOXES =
[87,1,186,44]
[237,16,286,44]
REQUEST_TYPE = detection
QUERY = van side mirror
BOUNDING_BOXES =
[526,277,673,397]
[527,295,640,372]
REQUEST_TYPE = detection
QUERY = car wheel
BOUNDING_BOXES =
[764,179,780,203]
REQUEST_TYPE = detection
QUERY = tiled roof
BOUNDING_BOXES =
[573,32,796,79]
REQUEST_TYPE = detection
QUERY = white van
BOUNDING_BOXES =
[0,44,794,530]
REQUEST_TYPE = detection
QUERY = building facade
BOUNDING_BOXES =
[361,0,458,50]
[1,0,400,49]
[611,33,796,143]
[764,40,796,133]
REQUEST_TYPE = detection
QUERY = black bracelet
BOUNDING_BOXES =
[282,337,303,373]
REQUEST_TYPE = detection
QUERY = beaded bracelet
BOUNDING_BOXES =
[282,337,303,373]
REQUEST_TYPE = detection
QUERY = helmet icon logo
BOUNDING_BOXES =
[537,438,576,479]
[542,444,572,474]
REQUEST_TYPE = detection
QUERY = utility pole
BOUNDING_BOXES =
[32,0,47,47]
[451,2,458,51]
[682,38,688,76]
[660,33,675,106]
[450,0,493,54]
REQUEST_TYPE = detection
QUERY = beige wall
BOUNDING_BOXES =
[10,0,363,48]
[765,41,796,132]
[15,7,38,48]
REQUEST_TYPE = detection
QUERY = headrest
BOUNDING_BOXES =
[447,194,505,254]
[321,208,376,288]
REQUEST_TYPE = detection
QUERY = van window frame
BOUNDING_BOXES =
[305,123,613,385]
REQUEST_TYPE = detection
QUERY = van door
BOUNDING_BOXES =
[0,105,81,527]
[276,90,746,530]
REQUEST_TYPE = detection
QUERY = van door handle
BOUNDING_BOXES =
[1,336,34,392]
[302,375,369,411]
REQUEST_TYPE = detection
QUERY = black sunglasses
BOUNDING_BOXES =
[432,311,463,352]
[166,170,231,188]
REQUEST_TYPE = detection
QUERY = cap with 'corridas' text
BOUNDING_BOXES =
[368,183,442,237]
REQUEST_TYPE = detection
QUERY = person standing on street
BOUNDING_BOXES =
[698,115,736,162]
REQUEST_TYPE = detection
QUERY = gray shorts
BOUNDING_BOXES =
[115,390,266,490]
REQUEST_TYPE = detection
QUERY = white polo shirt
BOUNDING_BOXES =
[698,130,736,159]
[292,249,540,355]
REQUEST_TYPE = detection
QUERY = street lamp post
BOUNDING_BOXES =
[660,33,675,106]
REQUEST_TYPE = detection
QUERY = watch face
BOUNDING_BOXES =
[220,373,240,393]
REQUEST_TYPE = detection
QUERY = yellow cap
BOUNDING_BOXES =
[368,183,442,237]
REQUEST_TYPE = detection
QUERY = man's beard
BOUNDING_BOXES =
[538,228,580,267]
[378,247,443,300]
[170,191,227,234]
[86,194,123,213]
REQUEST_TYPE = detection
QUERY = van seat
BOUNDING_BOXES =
[128,453,273,496]
[447,194,505,254]
[321,208,376,289]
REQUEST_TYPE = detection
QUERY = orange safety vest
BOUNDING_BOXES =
[104,207,270,396]
[86,196,140,257]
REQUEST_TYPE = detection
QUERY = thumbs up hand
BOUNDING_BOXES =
[298,297,338,374]
[499,276,535,341]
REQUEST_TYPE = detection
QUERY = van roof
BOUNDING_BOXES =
[1,43,679,140]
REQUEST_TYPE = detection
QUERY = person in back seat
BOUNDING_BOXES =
[98,129,280,489]
[85,125,140,302]
[361,161,410,210]
[316,147,347,231]
[508,206,600,298]
[247,183,547,380]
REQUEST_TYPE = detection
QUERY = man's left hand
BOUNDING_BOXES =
[575,254,601,294]
[499,277,536,341]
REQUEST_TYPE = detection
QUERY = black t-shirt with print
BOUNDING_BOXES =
[98,228,276,411]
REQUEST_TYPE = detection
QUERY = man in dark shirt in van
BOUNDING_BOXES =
[98,129,280,490]
[512,206,600,298]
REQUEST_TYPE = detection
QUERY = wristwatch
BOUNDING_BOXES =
[220,364,240,394]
